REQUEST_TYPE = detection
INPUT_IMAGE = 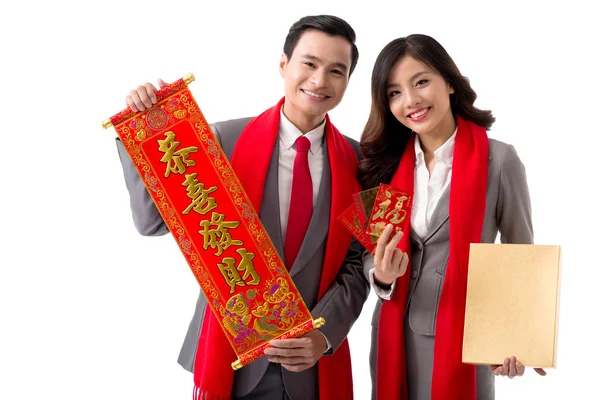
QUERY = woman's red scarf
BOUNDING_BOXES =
[193,97,360,400]
[376,116,489,400]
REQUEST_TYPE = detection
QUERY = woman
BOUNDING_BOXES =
[359,34,545,400]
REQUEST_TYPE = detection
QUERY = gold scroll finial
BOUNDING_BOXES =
[232,360,243,370]
[102,119,113,129]
[313,317,326,328]
[184,73,195,85]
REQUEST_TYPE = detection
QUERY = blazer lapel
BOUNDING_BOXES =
[259,141,285,260]
[416,151,492,244]
[422,186,450,243]
[290,139,331,277]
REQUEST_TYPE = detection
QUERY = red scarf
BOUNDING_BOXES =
[376,116,489,400]
[193,97,360,400]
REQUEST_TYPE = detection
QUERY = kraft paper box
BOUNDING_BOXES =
[462,243,561,368]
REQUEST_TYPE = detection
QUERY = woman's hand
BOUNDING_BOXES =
[373,224,409,286]
[490,356,547,378]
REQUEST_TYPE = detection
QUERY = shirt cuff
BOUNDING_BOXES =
[316,329,332,353]
[369,268,395,300]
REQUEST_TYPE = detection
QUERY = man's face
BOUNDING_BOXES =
[279,29,352,128]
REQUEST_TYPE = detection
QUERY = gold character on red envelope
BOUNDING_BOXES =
[370,191,410,236]
[337,184,412,254]
[366,184,412,238]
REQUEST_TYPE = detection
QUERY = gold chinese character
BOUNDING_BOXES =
[182,173,218,215]
[388,196,408,224]
[200,212,243,256]
[372,199,391,220]
[218,248,259,294]
[236,248,259,285]
[218,258,244,294]
[157,131,199,178]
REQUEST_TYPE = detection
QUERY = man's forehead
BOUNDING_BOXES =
[292,31,352,62]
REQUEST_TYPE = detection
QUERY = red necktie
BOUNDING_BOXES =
[284,136,313,269]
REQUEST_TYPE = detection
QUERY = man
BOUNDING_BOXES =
[116,15,369,400]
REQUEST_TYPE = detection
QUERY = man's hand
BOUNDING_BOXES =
[126,79,169,112]
[263,330,328,372]
[490,356,547,378]
[373,224,409,286]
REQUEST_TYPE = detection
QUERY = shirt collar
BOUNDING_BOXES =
[278,108,325,154]
[414,127,458,166]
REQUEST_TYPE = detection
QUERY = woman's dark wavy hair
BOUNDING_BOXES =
[358,34,495,189]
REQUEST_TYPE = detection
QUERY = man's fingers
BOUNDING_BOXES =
[534,368,547,376]
[269,338,308,349]
[158,78,169,89]
[126,96,139,112]
[144,82,158,103]
[268,356,310,365]
[136,84,153,108]
[129,90,145,111]
[264,347,305,357]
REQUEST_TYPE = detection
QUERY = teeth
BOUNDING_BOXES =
[410,108,428,118]
[303,90,327,99]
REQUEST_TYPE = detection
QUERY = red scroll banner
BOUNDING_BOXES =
[102,74,324,370]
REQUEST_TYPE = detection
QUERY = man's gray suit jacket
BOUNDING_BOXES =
[116,116,369,400]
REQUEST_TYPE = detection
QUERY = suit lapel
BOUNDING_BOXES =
[420,154,492,243]
[422,185,450,243]
[290,139,331,277]
[258,141,285,260]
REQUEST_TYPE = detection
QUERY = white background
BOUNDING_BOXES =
[1,1,598,399]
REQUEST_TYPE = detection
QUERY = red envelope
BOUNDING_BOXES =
[352,187,379,229]
[337,202,376,255]
[366,184,413,239]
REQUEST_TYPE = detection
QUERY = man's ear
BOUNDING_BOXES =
[279,53,288,77]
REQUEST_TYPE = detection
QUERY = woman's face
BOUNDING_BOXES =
[387,55,455,137]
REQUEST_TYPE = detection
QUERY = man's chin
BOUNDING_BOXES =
[301,102,335,116]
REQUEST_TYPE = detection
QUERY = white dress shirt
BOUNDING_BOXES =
[278,109,325,242]
[369,129,457,299]
[277,109,329,349]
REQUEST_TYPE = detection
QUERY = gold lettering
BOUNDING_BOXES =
[218,248,259,294]
[157,131,199,177]
[218,257,244,294]
[182,173,218,215]
[372,199,391,220]
[236,248,259,285]
[199,212,243,256]
[387,196,408,224]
